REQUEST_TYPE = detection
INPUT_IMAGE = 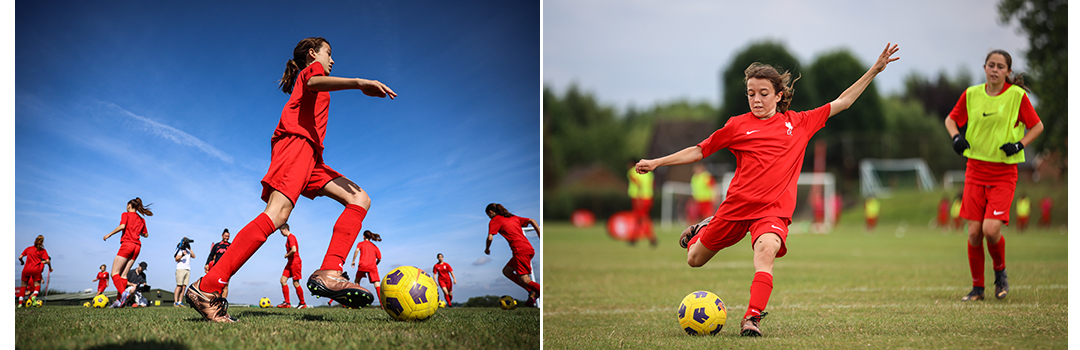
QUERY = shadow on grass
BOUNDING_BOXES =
[87,340,187,350]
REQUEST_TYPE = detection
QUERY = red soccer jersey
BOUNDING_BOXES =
[947,83,1041,185]
[96,271,109,286]
[274,61,330,158]
[21,246,49,272]
[119,212,147,246]
[432,262,453,282]
[697,105,831,220]
[355,240,381,271]
[285,234,301,263]
[488,215,534,255]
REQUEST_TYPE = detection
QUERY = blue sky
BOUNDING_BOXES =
[15,1,540,306]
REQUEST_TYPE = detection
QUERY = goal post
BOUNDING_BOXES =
[859,158,936,198]
[660,172,837,232]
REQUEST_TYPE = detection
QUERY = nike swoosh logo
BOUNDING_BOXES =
[993,210,1006,215]
[746,130,760,135]
[983,112,995,117]
[771,225,786,232]
[219,278,229,285]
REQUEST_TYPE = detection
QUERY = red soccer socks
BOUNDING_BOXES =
[202,213,276,293]
[294,285,306,304]
[745,271,773,320]
[968,242,986,288]
[320,204,367,271]
[987,236,1006,272]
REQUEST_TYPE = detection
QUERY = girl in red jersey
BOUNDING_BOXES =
[637,43,900,337]
[103,197,152,306]
[94,264,109,295]
[186,37,396,322]
[432,253,456,307]
[945,49,1043,301]
[17,235,52,306]
[350,230,383,306]
[277,224,307,308]
[484,203,541,307]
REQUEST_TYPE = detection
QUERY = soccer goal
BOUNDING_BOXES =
[859,158,936,198]
[660,172,837,232]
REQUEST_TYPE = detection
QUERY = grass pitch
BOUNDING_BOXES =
[543,219,1067,349]
[15,305,539,349]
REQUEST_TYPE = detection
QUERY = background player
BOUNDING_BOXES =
[626,161,656,246]
[432,253,456,307]
[637,43,900,337]
[94,264,109,296]
[18,235,52,307]
[946,49,1042,301]
[185,37,395,322]
[103,197,152,306]
[350,230,383,307]
[204,228,230,298]
[277,224,307,308]
[484,203,541,307]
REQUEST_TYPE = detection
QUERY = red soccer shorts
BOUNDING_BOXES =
[261,135,344,205]
[438,279,453,292]
[355,267,380,283]
[507,251,535,276]
[632,198,653,216]
[97,281,108,293]
[961,182,1015,225]
[282,260,303,280]
[697,216,791,258]
[21,269,42,285]
[116,242,141,260]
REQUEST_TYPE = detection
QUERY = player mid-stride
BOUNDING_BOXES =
[185,37,396,322]
[277,224,307,309]
[484,203,541,307]
[432,253,456,307]
[639,43,900,337]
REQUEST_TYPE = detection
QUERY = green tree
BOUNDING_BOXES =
[999,0,1067,154]
[806,49,885,137]
[543,85,628,187]
[718,40,815,125]
[900,70,973,119]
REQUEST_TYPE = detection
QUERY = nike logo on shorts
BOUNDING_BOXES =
[771,225,786,232]
[993,210,1006,215]
[746,130,760,135]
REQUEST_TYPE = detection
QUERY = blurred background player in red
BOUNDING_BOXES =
[485,203,542,307]
[638,43,900,337]
[627,161,657,246]
[432,253,457,307]
[1015,194,1030,232]
[204,228,230,298]
[946,49,1043,301]
[277,224,307,309]
[186,37,394,322]
[94,264,109,296]
[103,197,152,306]
[350,230,383,307]
[18,235,52,307]
[1038,196,1052,228]
[864,195,880,231]
[951,193,964,231]
[937,196,951,230]
[688,163,716,225]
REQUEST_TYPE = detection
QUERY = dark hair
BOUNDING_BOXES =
[744,62,799,113]
[485,203,514,218]
[279,37,330,94]
[363,230,382,242]
[984,49,1028,92]
[222,228,229,234]
[100,264,107,270]
[128,197,153,217]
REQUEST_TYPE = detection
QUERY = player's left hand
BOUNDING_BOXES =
[871,43,900,73]
[484,249,490,255]
[1000,142,1024,156]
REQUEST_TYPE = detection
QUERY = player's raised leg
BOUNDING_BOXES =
[306,176,375,308]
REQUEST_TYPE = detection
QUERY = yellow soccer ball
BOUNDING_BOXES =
[380,266,439,321]
[499,295,517,310]
[259,297,272,308]
[92,294,109,308]
[678,290,727,336]
[84,301,91,308]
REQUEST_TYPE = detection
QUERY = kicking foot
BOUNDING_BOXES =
[185,278,236,323]
[680,217,712,249]
[306,269,375,308]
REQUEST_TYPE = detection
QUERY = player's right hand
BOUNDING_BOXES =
[951,134,970,156]
[635,159,654,174]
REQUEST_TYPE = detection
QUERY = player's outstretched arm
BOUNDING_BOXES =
[528,219,540,238]
[828,43,899,118]
[307,76,397,99]
[635,146,704,174]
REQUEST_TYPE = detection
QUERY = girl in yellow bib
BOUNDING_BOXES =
[944,49,1043,301]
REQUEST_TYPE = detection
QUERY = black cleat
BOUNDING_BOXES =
[994,269,1009,299]
[680,216,713,249]
[961,287,985,301]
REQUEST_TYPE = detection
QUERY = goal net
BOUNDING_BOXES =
[859,158,936,198]
[661,172,837,232]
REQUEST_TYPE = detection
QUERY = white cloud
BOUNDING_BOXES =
[472,257,492,266]
[97,101,234,164]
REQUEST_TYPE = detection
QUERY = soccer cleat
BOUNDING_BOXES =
[295,303,308,309]
[740,312,768,337]
[306,269,375,309]
[276,302,291,308]
[680,217,712,249]
[961,287,985,301]
[185,278,237,323]
[117,292,130,308]
[994,269,1009,299]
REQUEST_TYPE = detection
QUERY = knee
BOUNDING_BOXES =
[687,255,706,268]
[353,191,371,209]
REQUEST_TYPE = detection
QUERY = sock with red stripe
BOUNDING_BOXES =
[281,285,291,304]
[987,236,1006,271]
[320,204,367,271]
[201,213,277,293]
[967,242,986,287]
[744,271,773,320]
[295,285,306,304]
[112,274,127,294]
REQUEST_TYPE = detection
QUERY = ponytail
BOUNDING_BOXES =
[363,230,382,242]
[34,235,44,250]
[485,203,514,218]
[278,37,330,94]
[129,197,153,217]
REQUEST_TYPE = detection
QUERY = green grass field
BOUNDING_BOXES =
[15,305,539,349]
[543,218,1067,349]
